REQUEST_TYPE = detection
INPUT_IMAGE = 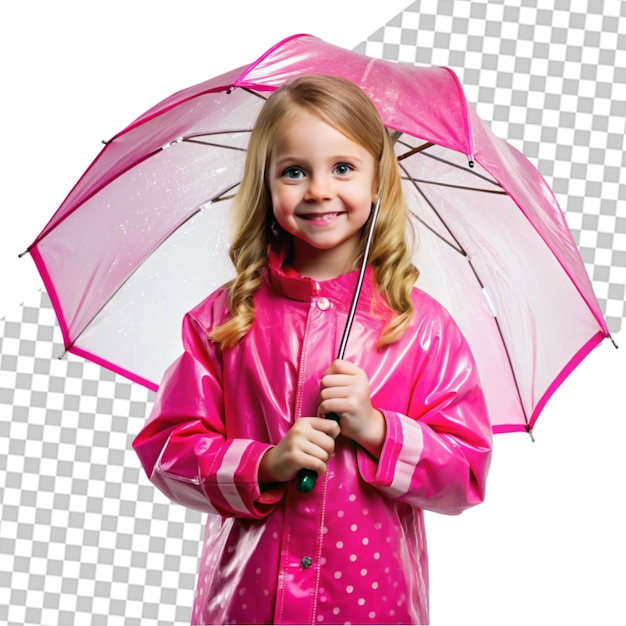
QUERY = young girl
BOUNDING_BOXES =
[133,74,492,625]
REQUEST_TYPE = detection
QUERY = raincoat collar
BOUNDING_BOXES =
[266,249,377,310]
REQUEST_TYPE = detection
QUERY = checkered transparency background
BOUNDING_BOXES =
[1,1,624,625]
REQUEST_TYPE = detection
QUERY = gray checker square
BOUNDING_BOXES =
[2,2,625,625]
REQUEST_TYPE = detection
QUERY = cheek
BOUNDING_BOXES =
[271,186,297,213]
[268,186,284,216]
[269,193,290,228]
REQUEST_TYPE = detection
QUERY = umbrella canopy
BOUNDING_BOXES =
[26,34,610,435]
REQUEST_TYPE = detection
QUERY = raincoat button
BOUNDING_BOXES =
[317,297,330,310]
[300,556,313,569]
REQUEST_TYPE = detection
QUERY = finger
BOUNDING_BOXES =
[303,439,334,462]
[304,458,328,475]
[319,398,356,419]
[319,384,352,402]
[283,433,330,460]
[296,424,336,451]
[308,417,341,438]
[326,359,361,375]
[290,441,331,475]
[321,373,354,391]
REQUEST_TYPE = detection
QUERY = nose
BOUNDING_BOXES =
[304,174,334,202]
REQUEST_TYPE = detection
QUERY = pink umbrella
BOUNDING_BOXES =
[25,34,611,435]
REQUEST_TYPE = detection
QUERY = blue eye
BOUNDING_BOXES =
[334,163,353,176]
[283,167,305,180]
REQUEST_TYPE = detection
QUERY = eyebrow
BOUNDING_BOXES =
[272,155,365,168]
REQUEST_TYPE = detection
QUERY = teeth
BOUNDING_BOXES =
[303,213,339,221]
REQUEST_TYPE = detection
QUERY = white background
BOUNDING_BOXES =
[2,2,624,625]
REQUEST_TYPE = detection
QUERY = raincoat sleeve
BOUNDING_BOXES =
[132,308,284,519]
[357,296,492,515]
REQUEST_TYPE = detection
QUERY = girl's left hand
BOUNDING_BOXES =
[318,359,386,458]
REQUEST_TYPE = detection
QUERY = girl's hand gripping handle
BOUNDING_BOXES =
[296,412,340,493]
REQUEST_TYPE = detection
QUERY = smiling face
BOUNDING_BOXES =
[268,109,378,280]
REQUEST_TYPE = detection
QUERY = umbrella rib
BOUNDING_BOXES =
[184,138,247,151]
[211,182,241,203]
[421,152,503,188]
[396,138,503,188]
[401,176,508,194]
[400,162,467,256]
[397,142,436,161]
[184,129,252,139]
[408,209,465,256]
[460,263,531,434]
[239,87,269,100]
[183,129,252,151]
[466,271,532,434]
[187,129,252,136]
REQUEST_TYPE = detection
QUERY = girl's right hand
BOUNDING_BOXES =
[259,418,341,484]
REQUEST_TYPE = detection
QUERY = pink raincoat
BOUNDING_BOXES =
[133,254,492,625]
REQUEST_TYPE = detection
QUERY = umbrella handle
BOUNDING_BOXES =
[296,468,317,493]
[296,412,340,493]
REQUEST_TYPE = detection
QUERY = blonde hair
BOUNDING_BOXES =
[210,74,419,349]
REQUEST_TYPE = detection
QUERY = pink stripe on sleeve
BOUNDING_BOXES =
[388,417,424,497]
[216,440,254,515]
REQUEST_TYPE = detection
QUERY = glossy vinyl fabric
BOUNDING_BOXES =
[133,255,492,624]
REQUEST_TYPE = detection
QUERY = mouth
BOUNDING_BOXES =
[298,212,344,222]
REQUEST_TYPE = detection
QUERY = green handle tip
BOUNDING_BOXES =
[297,472,317,493]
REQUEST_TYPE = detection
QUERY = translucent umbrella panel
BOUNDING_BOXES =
[34,138,246,342]
[402,146,603,432]
[68,198,236,387]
